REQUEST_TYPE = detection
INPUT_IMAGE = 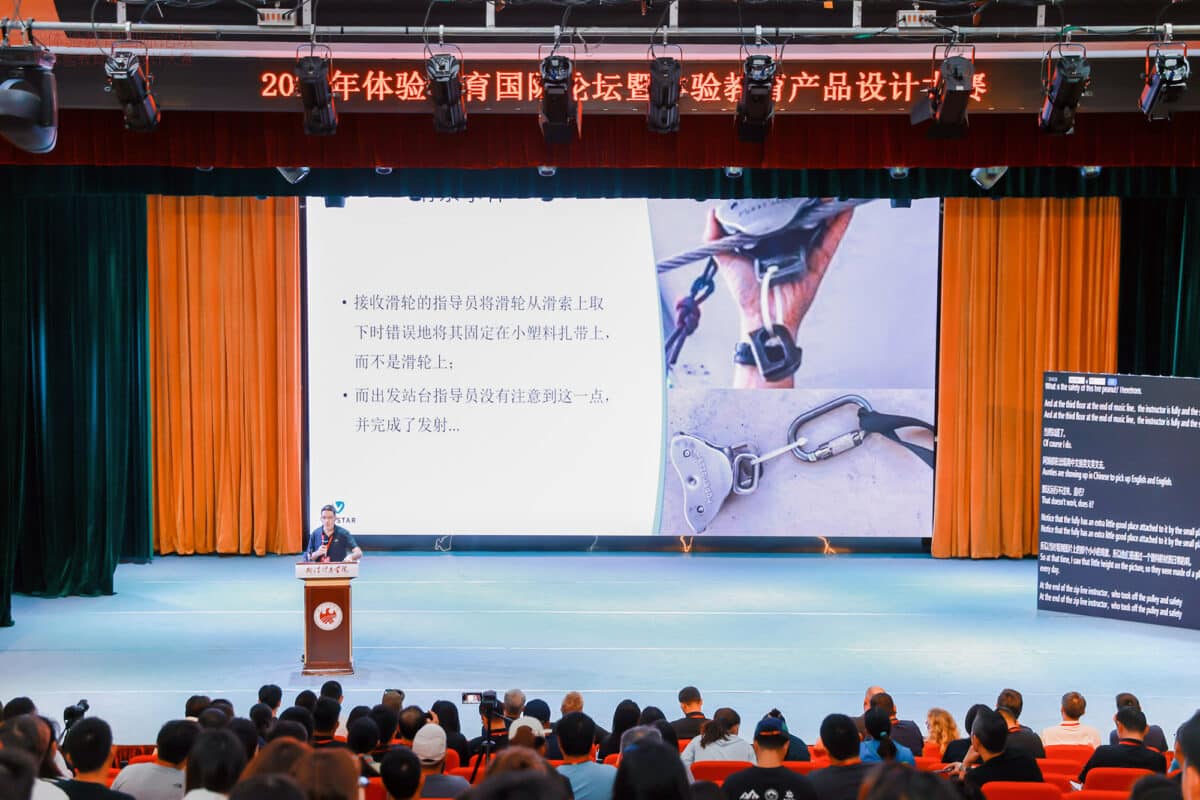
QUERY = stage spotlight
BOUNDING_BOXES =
[538,165,557,177]
[0,45,58,154]
[1080,165,1102,179]
[426,51,467,134]
[724,166,743,178]
[1039,46,1090,135]
[276,166,311,184]
[647,54,682,133]
[295,49,337,136]
[970,166,1008,191]
[375,166,393,175]
[538,53,580,144]
[735,53,776,143]
[1141,43,1189,121]
[911,46,974,139]
[888,166,910,180]
[104,49,159,133]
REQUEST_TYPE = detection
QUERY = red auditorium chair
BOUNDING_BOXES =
[127,754,156,765]
[783,761,827,775]
[604,753,619,766]
[1039,773,1076,793]
[678,739,691,752]
[1044,744,1096,764]
[364,778,387,800]
[1038,757,1085,775]
[980,782,1062,800]
[450,766,486,785]
[915,757,944,771]
[1071,792,1131,800]
[444,750,460,770]
[106,768,120,786]
[691,761,754,784]
[1083,767,1155,792]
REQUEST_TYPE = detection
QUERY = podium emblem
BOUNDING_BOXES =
[313,601,344,631]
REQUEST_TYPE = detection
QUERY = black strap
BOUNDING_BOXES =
[733,342,756,366]
[858,409,937,469]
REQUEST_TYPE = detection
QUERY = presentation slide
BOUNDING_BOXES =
[306,197,939,536]
[1039,372,1200,630]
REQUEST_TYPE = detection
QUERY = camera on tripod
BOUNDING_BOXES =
[462,690,504,719]
[63,699,89,731]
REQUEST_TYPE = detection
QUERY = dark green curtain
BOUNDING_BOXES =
[1118,199,1200,378]
[0,197,152,626]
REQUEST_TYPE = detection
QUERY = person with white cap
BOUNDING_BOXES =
[508,717,549,756]
[411,725,469,799]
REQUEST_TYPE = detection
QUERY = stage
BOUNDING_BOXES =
[2,552,1198,746]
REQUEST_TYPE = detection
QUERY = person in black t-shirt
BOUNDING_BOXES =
[670,687,710,741]
[994,688,1046,759]
[942,705,990,764]
[721,718,816,800]
[1079,706,1167,783]
[1109,694,1170,753]
[807,714,872,800]
[867,693,925,756]
[963,709,1043,793]
[56,719,135,800]
[305,505,362,563]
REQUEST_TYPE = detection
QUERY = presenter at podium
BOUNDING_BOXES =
[306,504,363,563]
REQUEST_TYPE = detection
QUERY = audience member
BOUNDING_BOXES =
[430,700,470,764]
[195,710,228,732]
[57,718,135,800]
[398,706,428,747]
[37,716,66,780]
[508,718,548,755]
[225,720,258,763]
[868,693,925,756]
[1131,774,1184,800]
[762,709,811,762]
[347,718,382,778]
[208,702,234,721]
[561,693,584,717]
[380,748,424,800]
[346,706,372,729]
[248,705,273,744]
[319,682,344,704]
[276,708,314,742]
[311,699,344,748]
[681,708,755,775]
[1111,694,1170,752]
[620,726,664,753]
[556,712,615,800]
[942,705,989,764]
[0,748,37,800]
[504,691,527,721]
[1042,691,1102,747]
[484,747,554,781]
[468,703,510,757]
[651,721,680,752]
[5,699,38,719]
[861,707,915,766]
[227,775,304,800]
[638,708,666,726]
[257,686,283,717]
[265,722,308,745]
[1079,705,1167,782]
[994,689,1045,758]
[412,724,469,799]
[0,714,70,800]
[183,729,246,800]
[240,738,312,782]
[860,763,965,800]
[962,709,1042,792]
[690,782,724,800]
[524,700,560,760]
[924,709,960,759]
[111,720,200,800]
[289,748,358,800]
[184,699,210,722]
[597,701,641,761]
[808,714,871,800]
[612,741,690,800]
[466,771,570,800]
[853,686,887,738]
[370,706,401,755]
[720,717,816,800]
[382,691,406,717]
[1177,711,1200,800]
[293,692,317,713]
[670,688,709,741]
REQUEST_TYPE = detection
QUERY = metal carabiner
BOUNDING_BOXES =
[787,394,874,463]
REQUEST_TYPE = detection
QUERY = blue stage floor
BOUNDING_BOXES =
[3,553,1199,746]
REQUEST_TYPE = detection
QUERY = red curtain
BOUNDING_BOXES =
[2,109,1198,169]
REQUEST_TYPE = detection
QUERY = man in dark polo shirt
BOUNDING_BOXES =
[867,693,924,756]
[808,714,871,800]
[964,709,1043,793]
[1079,706,1167,783]
[306,504,362,562]
[995,688,1045,759]
[722,718,816,800]
[669,687,709,740]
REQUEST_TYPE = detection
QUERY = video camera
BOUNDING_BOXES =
[462,690,504,719]
[63,699,89,732]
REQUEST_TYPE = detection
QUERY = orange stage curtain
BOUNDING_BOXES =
[148,197,303,555]
[933,198,1121,558]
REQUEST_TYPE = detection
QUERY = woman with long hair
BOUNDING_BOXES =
[679,708,754,775]
[861,707,916,766]
[289,749,360,800]
[597,700,641,761]
[432,699,470,764]
[924,708,961,759]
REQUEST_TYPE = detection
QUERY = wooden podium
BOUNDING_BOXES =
[296,562,358,675]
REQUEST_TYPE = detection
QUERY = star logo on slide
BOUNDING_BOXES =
[314,602,344,631]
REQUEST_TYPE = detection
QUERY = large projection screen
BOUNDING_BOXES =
[306,197,939,537]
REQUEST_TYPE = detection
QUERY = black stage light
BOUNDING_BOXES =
[647,54,681,133]
[426,51,466,134]
[735,53,776,143]
[970,166,1008,191]
[105,50,159,133]
[1039,46,1091,135]
[1141,43,1189,121]
[539,53,580,144]
[276,166,311,184]
[295,49,337,136]
[0,45,57,153]
[911,46,974,139]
